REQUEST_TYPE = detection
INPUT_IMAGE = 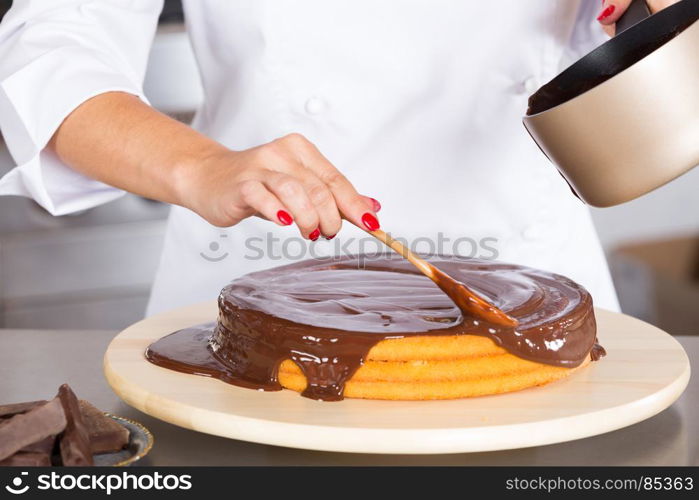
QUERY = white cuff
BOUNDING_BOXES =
[0,46,150,215]
[0,150,126,216]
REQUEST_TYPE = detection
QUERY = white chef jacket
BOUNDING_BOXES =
[0,0,620,316]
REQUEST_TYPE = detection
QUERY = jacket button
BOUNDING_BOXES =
[521,223,546,241]
[304,97,327,115]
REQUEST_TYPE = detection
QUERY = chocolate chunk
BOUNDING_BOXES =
[78,400,129,454]
[0,400,47,419]
[0,451,51,467]
[57,384,93,466]
[21,435,56,454]
[0,398,66,461]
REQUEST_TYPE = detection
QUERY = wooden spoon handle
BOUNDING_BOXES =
[370,229,435,278]
[369,229,518,327]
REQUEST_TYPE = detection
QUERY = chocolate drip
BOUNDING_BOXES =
[146,255,602,401]
[590,341,607,362]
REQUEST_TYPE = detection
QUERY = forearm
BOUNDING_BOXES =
[47,91,380,236]
[48,91,227,207]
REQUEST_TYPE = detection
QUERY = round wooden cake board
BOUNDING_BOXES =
[104,303,690,455]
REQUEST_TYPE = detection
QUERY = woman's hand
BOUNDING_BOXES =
[177,133,381,239]
[49,93,380,240]
[597,0,678,36]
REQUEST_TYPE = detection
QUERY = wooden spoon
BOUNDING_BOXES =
[368,229,519,327]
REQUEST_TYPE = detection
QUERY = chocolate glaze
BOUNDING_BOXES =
[146,255,603,401]
[590,343,607,362]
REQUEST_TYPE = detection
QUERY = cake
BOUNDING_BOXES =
[146,255,604,401]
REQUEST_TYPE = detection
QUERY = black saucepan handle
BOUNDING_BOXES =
[615,0,653,35]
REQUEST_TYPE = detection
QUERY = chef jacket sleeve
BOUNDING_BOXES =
[559,0,609,71]
[0,0,163,215]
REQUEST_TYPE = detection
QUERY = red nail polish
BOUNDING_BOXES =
[309,228,320,241]
[597,4,615,21]
[370,198,381,212]
[361,213,380,231]
[325,234,336,240]
[277,210,293,226]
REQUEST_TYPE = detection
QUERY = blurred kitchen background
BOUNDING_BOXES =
[0,1,697,334]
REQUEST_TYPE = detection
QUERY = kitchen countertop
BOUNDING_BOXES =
[1,329,696,466]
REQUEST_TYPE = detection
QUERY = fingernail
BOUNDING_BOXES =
[370,198,381,212]
[325,234,336,240]
[277,210,293,226]
[309,228,320,241]
[361,213,380,231]
[597,4,615,21]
